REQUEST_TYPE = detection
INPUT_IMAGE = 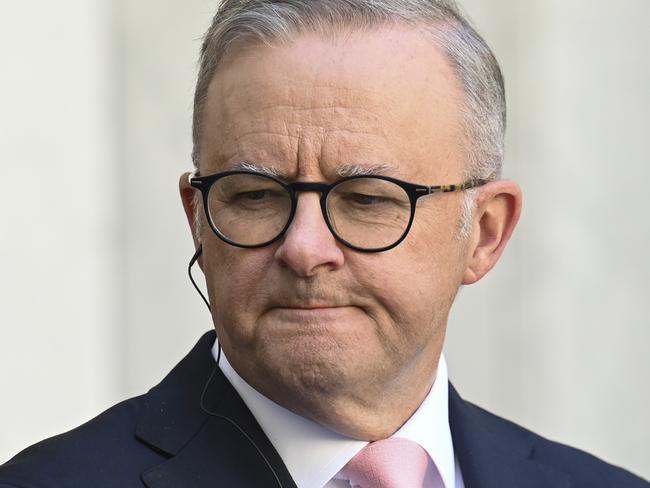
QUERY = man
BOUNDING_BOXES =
[1,0,647,487]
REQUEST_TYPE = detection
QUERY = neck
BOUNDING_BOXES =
[253,347,442,441]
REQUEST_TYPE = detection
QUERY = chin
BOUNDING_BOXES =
[257,342,354,396]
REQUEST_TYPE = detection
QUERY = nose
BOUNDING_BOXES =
[274,192,345,277]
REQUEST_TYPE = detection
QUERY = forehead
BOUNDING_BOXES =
[199,26,466,181]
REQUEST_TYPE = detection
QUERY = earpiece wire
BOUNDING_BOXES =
[188,246,284,488]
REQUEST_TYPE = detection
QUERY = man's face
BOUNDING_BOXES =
[194,27,472,436]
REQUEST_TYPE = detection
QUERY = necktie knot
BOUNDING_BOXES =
[341,437,443,488]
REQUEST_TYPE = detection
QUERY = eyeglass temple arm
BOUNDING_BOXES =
[423,178,489,194]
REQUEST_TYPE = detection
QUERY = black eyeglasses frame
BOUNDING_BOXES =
[190,170,488,253]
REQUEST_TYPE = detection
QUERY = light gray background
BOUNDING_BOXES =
[1,0,648,479]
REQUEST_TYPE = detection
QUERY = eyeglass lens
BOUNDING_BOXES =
[206,173,412,249]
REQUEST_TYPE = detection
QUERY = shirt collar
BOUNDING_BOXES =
[213,342,456,488]
[391,354,456,488]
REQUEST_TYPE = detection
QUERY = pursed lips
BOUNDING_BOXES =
[272,304,347,310]
[264,292,365,323]
[266,303,358,321]
[267,295,353,310]
[269,304,351,313]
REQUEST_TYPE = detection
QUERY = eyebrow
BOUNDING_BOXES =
[226,160,395,179]
[229,161,280,177]
[336,163,396,177]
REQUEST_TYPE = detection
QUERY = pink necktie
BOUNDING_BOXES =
[340,437,444,488]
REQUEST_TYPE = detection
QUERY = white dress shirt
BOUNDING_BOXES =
[213,342,465,488]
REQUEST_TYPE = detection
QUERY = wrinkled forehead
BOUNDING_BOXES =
[198,27,467,181]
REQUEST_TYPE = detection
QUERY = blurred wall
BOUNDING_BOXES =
[0,0,122,458]
[1,0,648,479]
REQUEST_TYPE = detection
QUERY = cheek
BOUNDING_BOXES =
[349,254,436,345]
[353,218,464,346]
[408,198,468,273]
[203,241,274,344]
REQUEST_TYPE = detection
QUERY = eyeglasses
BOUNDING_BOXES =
[190,170,487,252]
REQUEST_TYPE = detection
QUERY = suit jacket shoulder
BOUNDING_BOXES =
[0,394,164,488]
[0,331,296,488]
[449,384,649,488]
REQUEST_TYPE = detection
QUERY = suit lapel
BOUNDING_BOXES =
[449,384,573,488]
[135,331,297,488]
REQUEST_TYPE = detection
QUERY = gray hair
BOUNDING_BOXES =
[191,0,506,239]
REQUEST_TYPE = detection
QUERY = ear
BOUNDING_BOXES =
[179,172,204,268]
[462,179,522,285]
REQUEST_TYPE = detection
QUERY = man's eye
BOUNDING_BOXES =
[345,193,391,205]
[238,190,272,201]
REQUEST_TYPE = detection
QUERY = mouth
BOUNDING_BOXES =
[270,304,351,313]
[273,304,347,310]
[267,305,358,322]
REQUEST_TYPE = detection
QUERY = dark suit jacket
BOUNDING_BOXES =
[1,331,647,487]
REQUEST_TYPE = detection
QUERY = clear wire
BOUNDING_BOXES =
[188,246,211,312]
